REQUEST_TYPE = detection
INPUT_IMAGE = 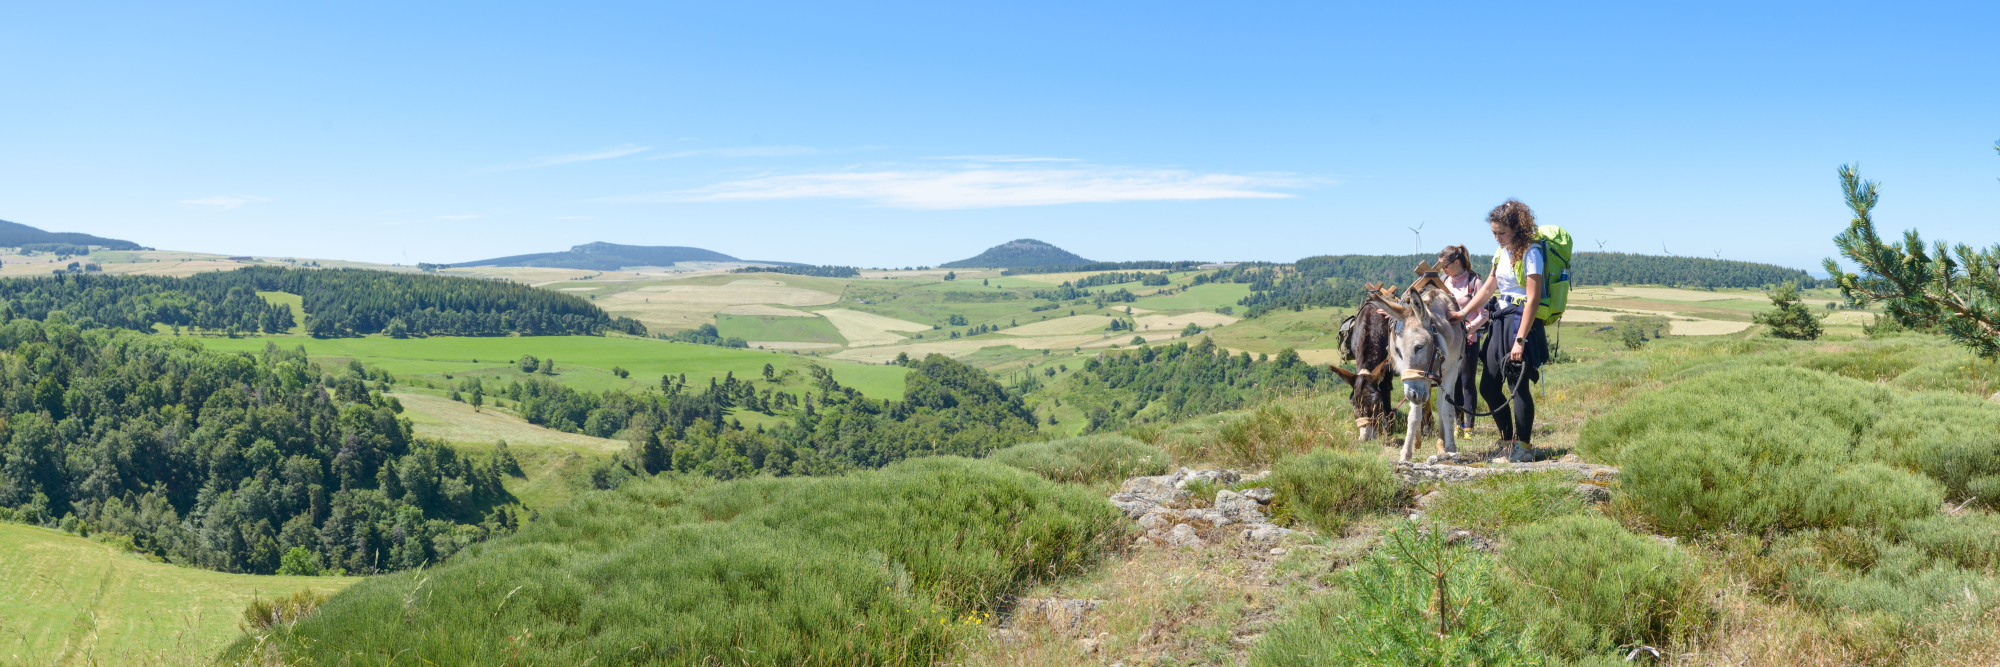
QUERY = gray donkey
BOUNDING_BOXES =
[1372,269,1470,462]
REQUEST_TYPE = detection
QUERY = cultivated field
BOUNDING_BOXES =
[815,308,932,346]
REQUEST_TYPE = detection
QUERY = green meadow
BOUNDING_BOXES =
[196,334,911,399]
[716,313,848,345]
[0,523,355,664]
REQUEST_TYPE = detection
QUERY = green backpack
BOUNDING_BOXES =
[1495,225,1572,325]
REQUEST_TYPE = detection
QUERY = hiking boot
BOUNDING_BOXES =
[1510,443,1534,462]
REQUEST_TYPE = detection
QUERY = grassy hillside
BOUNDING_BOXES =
[0,523,354,664]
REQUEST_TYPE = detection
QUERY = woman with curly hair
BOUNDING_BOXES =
[1449,199,1549,462]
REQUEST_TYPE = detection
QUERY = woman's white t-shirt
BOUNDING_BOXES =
[1493,244,1545,302]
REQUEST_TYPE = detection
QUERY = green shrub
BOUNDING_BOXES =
[1581,367,1944,535]
[1251,522,1538,667]
[1856,391,2000,509]
[987,434,1169,484]
[1493,515,1705,659]
[1160,393,1354,468]
[230,457,1124,665]
[1788,542,2000,639]
[1268,449,1397,535]
[1901,512,2000,572]
[1430,471,1591,535]
[240,588,328,631]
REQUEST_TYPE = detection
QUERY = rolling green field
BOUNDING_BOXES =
[716,313,847,345]
[0,523,355,664]
[196,334,910,399]
[1132,281,1250,311]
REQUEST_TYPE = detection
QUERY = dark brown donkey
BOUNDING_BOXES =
[1331,291,1397,441]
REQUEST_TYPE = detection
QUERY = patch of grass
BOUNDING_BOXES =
[1160,393,1354,468]
[1430,471,1592,535]
[232,457,1126,665]
[715,313,847,345]
[0,523,355,664]
[1267,449,1398,535]
[1252,521,1538,666]
[1493,515,1708,660]
[987,434,1169,484]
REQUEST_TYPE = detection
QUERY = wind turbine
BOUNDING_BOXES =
[1714,250,1723,259]
[1407,222,1425,254]
[1595,239,1607,251]
[1661,242,1675,257]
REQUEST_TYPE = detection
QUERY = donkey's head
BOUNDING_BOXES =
[1377,289,1456,405]
[1330,356,1394,440]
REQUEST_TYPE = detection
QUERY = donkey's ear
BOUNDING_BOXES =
[1330,364,1358,387]
[1368,357,1393,377]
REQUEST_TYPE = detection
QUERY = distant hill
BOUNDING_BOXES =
[451,242,795,270]
[0,219,142,250]
[940,239,1092,269]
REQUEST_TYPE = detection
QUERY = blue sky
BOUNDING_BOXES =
[2,2,1994,272]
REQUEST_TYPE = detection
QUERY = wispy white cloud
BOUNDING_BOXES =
[179,195,271,209]
[644,145,820,160]
[477,144,651,173]
[925,155,1082,163]
[436,214,484,221]
[603,165,1312,210]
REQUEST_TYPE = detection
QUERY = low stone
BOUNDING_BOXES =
[1575,483,1612,503]
[1408,512,1425,523]
[1136,507,1179,530]
[1241,470,1272,483]
[1242,487,1275,503]
[1559,452,1582,463]
[1166,523,1204,548]
[1414,490,1443,511]
[1016,598,1102,634]
[1176,468,1241,490]
[1269,548,1287,556]
[1427,451,1482,465]
[1109,494,1160,519]
[1244,525,1296,542]
[1117,473,1187,505]
[1446,529,1474,545]
[1184,508,1233,527]
[1215,490,1267,524]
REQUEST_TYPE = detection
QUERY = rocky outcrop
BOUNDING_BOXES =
[1116,468,1298,547]
[1393,459,1618,486]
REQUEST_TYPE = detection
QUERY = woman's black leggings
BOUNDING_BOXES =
[1479,312,1546,444]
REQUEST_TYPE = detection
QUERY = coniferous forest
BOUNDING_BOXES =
[0,267,646,337]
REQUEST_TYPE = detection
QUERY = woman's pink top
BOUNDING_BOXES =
[1444,271,1487,344]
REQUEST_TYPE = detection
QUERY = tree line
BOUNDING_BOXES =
[0,321,519,575]
[732,265,861,278]
[1002,260,1208,276]
[0,267,646,337]
[1226,252,1826,318]
[1053,337,1335,430]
